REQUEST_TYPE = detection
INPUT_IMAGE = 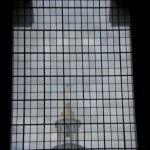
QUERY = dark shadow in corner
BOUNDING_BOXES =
[109,0,130,27]
[13,0,34,27]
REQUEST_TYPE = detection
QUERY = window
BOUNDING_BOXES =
[9,0,139,149]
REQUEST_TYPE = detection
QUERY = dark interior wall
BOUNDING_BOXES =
[130,1,149,150]
[0,0,12,150]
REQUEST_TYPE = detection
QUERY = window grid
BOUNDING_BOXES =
[11,0,137,149]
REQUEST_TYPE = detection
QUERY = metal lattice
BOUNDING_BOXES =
[11,0,138,149]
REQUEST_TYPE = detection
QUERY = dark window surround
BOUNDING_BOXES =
[0,0,13,150]
[130,2,149,150]
[0,1,149,150]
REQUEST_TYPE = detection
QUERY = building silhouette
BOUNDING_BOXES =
[52,92,84,149]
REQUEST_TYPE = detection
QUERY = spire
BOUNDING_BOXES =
[60,91,75,119]
[53,85,83,149]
